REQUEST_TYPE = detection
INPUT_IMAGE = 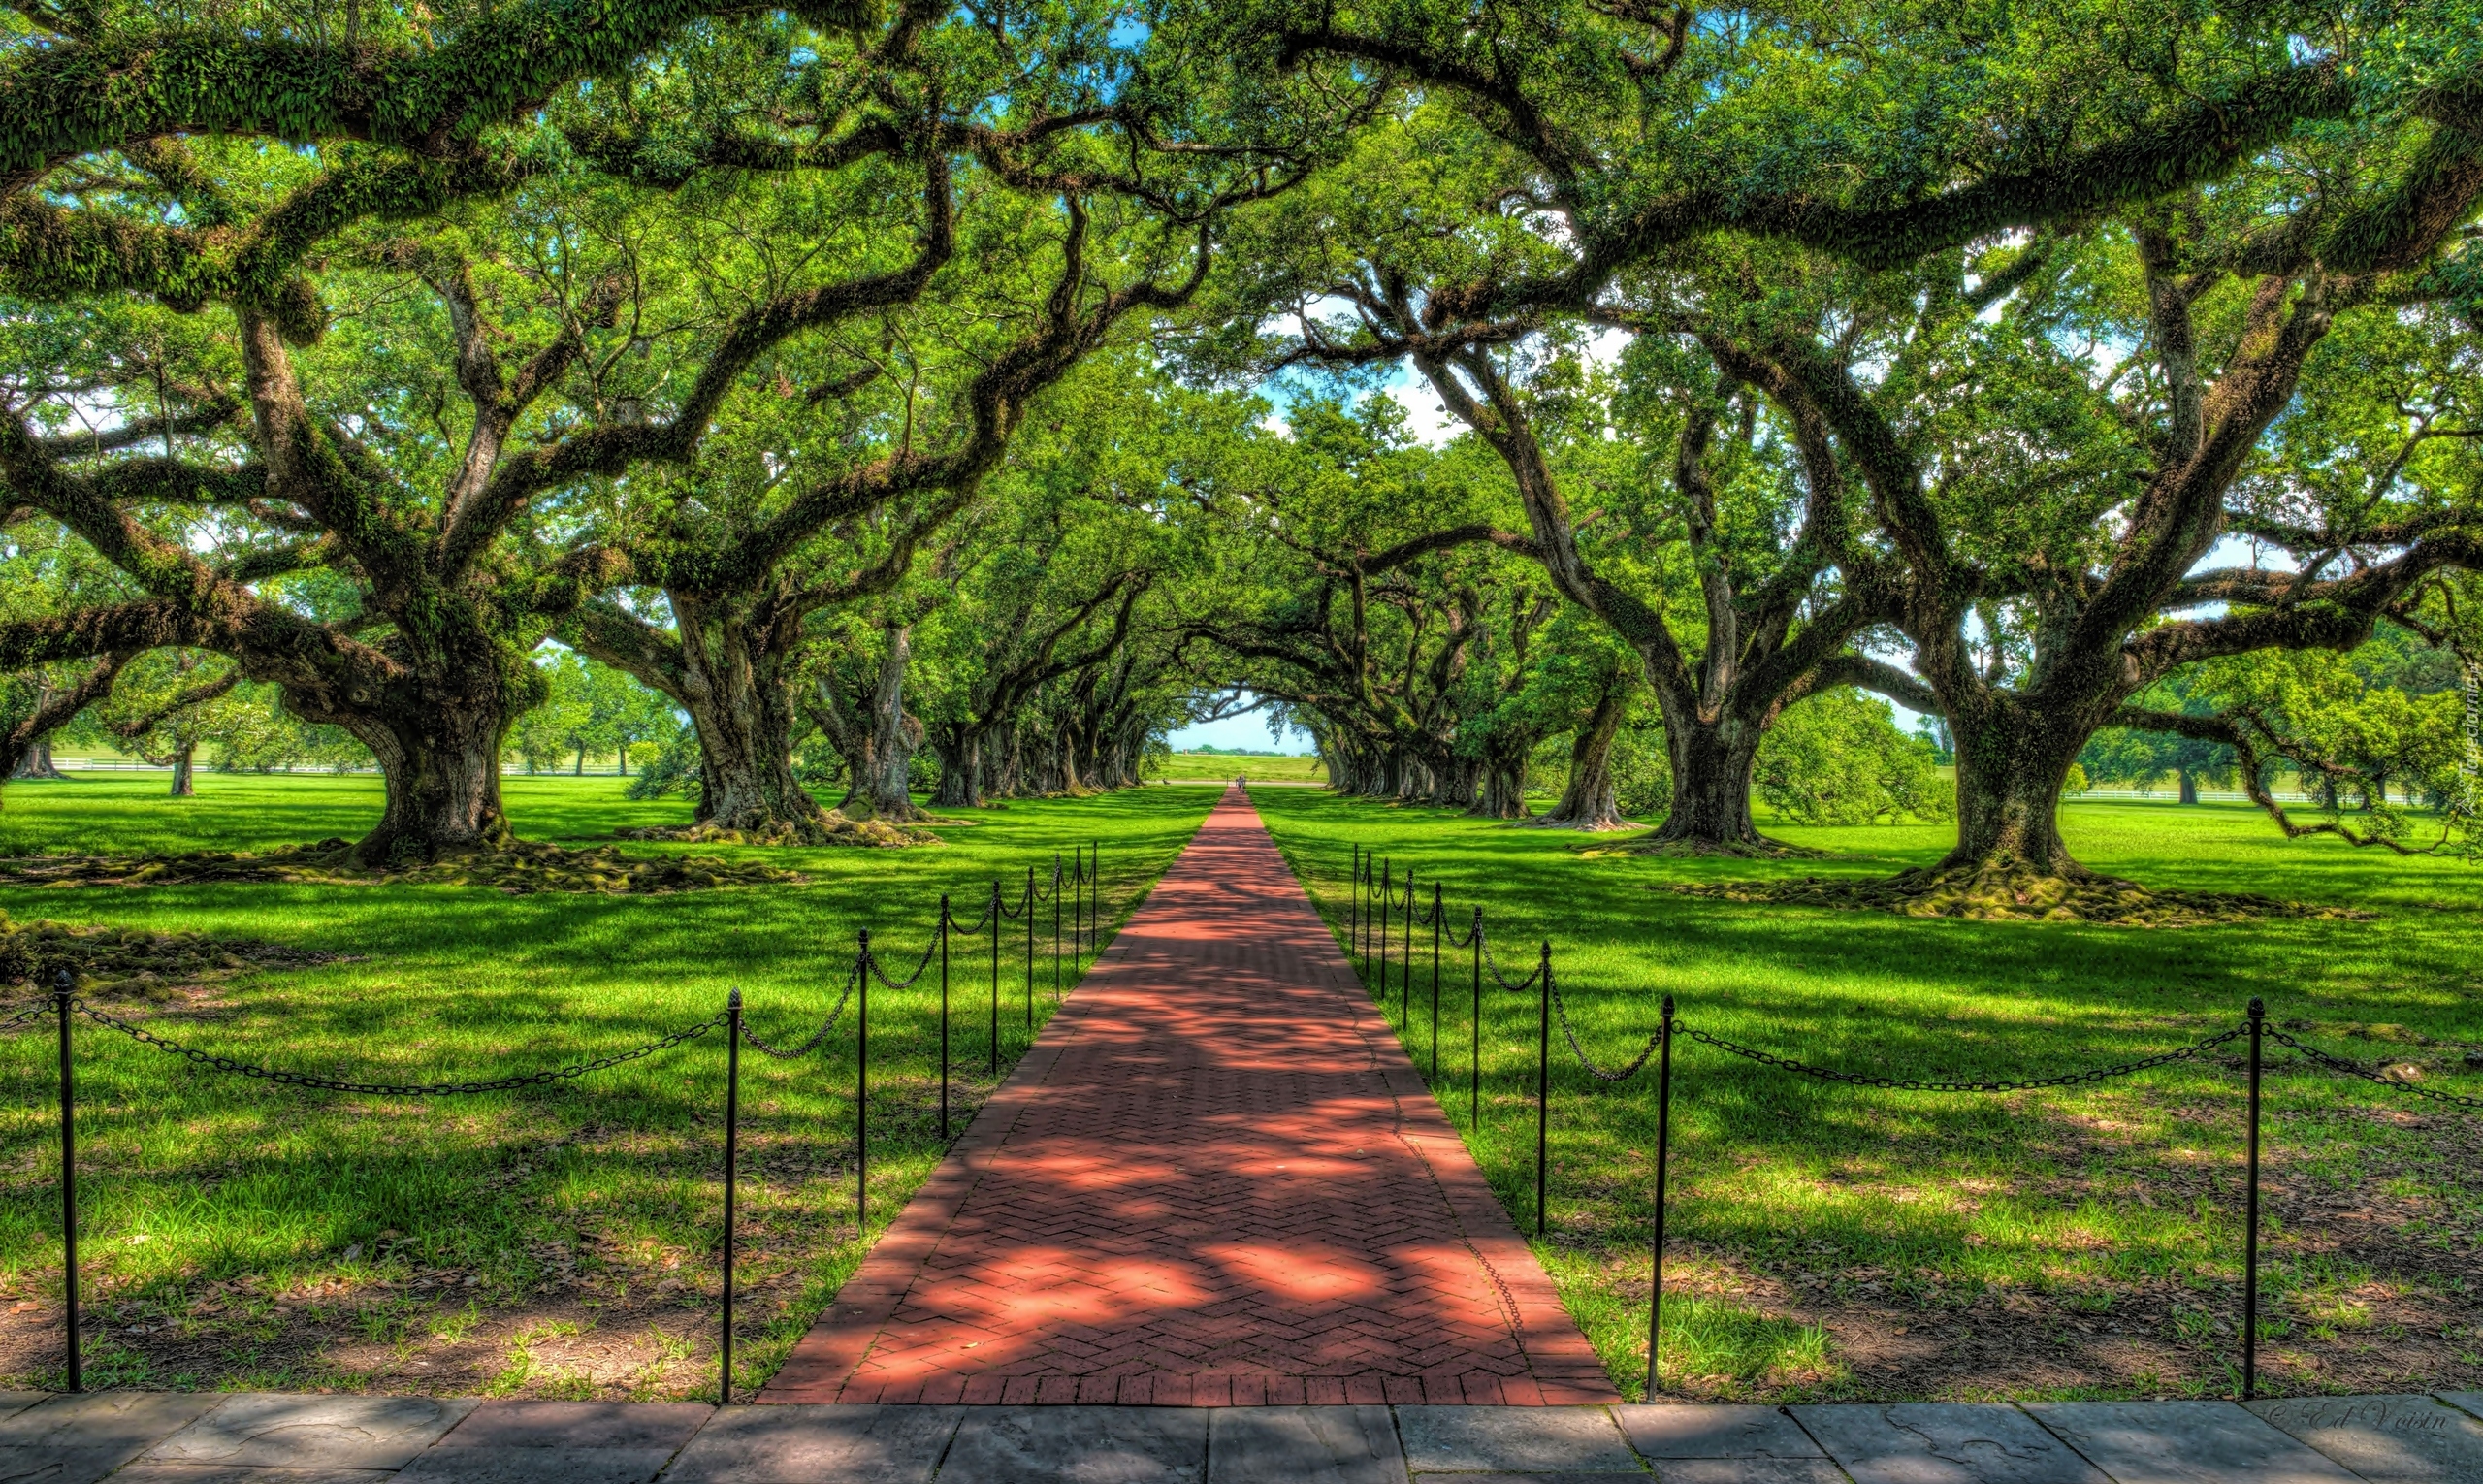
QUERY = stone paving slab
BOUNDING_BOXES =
[1396,1404,1642,1473]
[2024,1400,2362,1483]
[1648,1463,1850,1484]
[2247,1394,2483,1483]
[143,1396,476,1472]
[1793,1402,2107,1483]
[0,1391,221,1484]
[19,1389,2483,1479]
[1205,1406,1404,1484]
[0,1398,45,1425]
[770,787,1612,1407]
[104,1468,392,1483]
[940,1405,1209,1483]
[399,1445,677,1483]
[657,1403,962,1484]
[432,1401,711,1452]
[1617,1404,1824,1460]
[2436,1390,2483,1423]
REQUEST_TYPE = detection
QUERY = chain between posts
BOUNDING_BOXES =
[1678,1022,2253,1093]
[75,999,727,1095]
[864,934,941,991]
[2266,1029,2483,1109]
[737,966,860,1060]
[1,1000,51,1032]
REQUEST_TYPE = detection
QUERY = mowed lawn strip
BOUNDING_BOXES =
[1252,788,2483,1404]
[0,773,1211,1398]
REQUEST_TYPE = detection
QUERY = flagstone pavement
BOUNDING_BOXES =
[7,1387,2480,1481]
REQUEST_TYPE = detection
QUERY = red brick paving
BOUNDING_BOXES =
[764,786,1616,1406]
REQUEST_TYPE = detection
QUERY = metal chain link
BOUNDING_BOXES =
[1679,1021,2250,1093]
[2268,1029,2483,1111]
[946,894,997,936]
[1547,980,1662,1083]
[737,965,860,1060]
[864,936,940,991]
[2,999,53,1033]
[74,999,725,1096]
[1476,928,1542,994]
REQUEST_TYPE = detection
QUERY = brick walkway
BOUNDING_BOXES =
[765,786,1614,1407]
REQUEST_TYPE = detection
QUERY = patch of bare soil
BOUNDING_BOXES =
[0,839,801,895]
[1663,855,2373,926]
[1,914,352,998]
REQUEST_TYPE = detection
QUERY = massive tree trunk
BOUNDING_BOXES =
[822,624,924,823]
[1472,754,1529,818]
[1647,711,1765,850]
[170,743,195,797]
[341,692,515,866]
[2177,769,2198,806]
[929,725,995,808]
[12,736,63,780]
[670,599,820,833]
[1942,692,2096,877]
[1532,681,1631,830]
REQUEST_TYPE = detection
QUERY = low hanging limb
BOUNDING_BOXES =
[2111,701,2463,855]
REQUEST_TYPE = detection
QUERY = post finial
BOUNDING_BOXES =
[729,985,743,1010]
[2248,996,2265,1019]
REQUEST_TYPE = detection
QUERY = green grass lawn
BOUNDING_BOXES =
[1150,752,1326,782]
[1254,790,2483,1403]
[0,771,1211,1399]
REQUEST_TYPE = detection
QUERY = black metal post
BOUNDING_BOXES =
[54,968,79,1393]
[1430,883,1442,1081]
[1469,908,1482,1132]
[1378,860,1391,1001]
[1350,844,1361,962]
[1402,868,1413,1021]
[1071,847,1082,962]
[857,930,870,1230]
[1053,853,1063,998]
[989,881,1001,1076]
[1089,839,1101,952]
[939,896,951,1141]
[1025,866,1036,1027]
[1535,941,1551,1238]
[2243,995,2265,1402]
[1646,995,1675,1400]
[722,987,741,1406]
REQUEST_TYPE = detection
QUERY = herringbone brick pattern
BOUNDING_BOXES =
[764,787,1615,1406]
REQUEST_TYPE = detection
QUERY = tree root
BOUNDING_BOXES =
[614,808,933,848]
[1665,855,2373,925]
[0,838,806,894]
[1,911,354,997]
[1581,833,1824,859]
[1520,812,1641,832]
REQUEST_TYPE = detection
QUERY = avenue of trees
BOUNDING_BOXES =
[2,0,2480,893]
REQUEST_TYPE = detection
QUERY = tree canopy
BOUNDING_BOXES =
[2,0,2479,896]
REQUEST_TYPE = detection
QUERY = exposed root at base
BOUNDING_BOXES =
[1520,813,1643,832]
[1666,856,2373,925]
[0,838,803,894]
[1580,832,1824,859]
[614,809,932,848]
[1,911,354,997]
